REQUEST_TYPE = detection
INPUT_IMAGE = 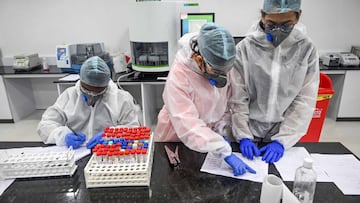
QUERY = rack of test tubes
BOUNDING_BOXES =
[0,148,77,179]
[84,126,154,188]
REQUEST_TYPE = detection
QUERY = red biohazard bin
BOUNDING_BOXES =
[299,73,335,142]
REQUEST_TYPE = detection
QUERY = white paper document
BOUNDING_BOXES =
[45,146,91,161]
[200,152,268,182]
[311,154,360,195]
[0,179,15,196]
[59,74,80,81]
[274,147,331,182]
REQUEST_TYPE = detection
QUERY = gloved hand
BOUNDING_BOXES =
[86,131,104,149]
[224,153,256,176]
[239,138,260,160]
[65,132,86,149]
[259,141,284,163]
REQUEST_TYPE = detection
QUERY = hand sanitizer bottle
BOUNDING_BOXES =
[293,157,317,203]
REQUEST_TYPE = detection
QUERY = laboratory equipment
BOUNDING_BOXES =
[350,46,360,60]
[338,52,360,66]
[233,36,245,45]
[13,53,41,71]
[293,157,317,203]
[320,54,340,67]
[180,13,215,37]
[129,1,199,73]
[0,148,77,179]
[56,43,112,73]
[164,145,180,167]
[84,126,154,188]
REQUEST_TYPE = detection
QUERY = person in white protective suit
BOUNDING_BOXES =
[155,23,256,176]
[37,56,139,149]
[230,0,319,164]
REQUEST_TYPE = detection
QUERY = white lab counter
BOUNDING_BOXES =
[0,66,67,122]
[321,65,360,121]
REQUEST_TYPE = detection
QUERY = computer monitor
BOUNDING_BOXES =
[180,13,215,37]
[233,36,245,45]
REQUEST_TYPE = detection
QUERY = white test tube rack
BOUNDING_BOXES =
[84,133,154,188]
[0,149,77,179]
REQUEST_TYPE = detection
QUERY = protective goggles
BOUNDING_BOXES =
[264,23,294,33]
[80,85,107,97]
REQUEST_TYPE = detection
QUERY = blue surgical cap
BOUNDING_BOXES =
[198,23,236,73]
[263,0,301,14]
[80,56,110,87]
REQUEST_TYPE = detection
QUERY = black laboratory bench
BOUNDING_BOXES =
[0,65,65,75]
[0,142,359,203]
[319,64,360,71]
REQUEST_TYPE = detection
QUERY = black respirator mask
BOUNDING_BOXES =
[202,61,227,88]
[264,23,294,47]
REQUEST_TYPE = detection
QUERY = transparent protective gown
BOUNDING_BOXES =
[229,23,319,149]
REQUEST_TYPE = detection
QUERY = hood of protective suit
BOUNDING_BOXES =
[175,32,204,75]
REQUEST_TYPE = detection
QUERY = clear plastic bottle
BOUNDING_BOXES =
[42,57,49,71]
[293,157,317,203]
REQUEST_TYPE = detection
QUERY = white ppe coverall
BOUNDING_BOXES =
[155,33,232,159]
[230,23,319,149]
[37,80,139,146]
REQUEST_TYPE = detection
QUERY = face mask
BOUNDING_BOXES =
[264,24,294,47]
[80,86,107,106]
[203,72,227,88]
[200,60,227,88]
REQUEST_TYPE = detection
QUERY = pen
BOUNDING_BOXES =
[67,124,79,137]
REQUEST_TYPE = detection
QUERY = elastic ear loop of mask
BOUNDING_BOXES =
[190,37,200,55]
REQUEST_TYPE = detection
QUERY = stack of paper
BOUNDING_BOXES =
[201,152,268,182]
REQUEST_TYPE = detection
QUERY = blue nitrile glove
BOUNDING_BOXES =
[65,133,86,149]
[86,131,104,149]
[259,141,284,163]
[224,153,256,176]
[239,138,260,160]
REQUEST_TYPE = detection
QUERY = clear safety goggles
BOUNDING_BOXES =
[80,85,107,97]
[204,61,227,77]
[264,23,294,33]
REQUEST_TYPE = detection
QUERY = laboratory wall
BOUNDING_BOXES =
[1,0,360,65]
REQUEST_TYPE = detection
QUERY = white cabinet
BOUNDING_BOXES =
[338,70,360,119]
[0,76,12,121]
[2,72,67,122]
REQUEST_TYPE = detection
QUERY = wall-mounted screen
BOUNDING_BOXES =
[233,36,245,45]
[180,13,215,37]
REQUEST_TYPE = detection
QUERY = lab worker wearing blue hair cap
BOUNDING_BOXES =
[38,56,139,149]
[229,0,319,163]
[156,23,257,176]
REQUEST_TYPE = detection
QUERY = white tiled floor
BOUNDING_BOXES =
[0,110,359,158]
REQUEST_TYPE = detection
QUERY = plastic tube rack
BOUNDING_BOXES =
[84,127,154,188]
[0,149,77,179]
